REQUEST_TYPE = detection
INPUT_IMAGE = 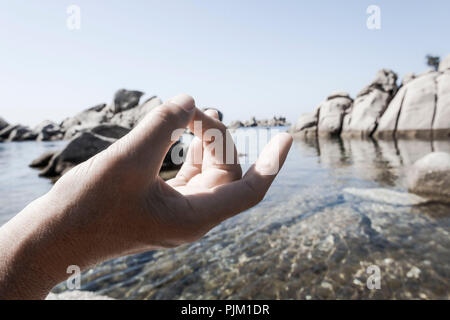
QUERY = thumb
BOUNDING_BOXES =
[113,94,196,179]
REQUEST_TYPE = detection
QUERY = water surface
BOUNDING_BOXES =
[0,130,449,299]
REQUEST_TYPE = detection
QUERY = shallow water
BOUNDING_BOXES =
[1,130,449,299]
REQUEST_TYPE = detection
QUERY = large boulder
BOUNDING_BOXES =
[317,95,352,136]
[6,125,36,141]
[407,152,450,201]
[110,89,145,114]
[396,71,438,138]
[110,96,162,128]
[60,103,108,133]
[432,71,450,138]
[33,120,63,141]
[64,123,130,140]
[342,69,398,137]
[39,132,115,177]
[290,111,318,136]
[0,124,19,140]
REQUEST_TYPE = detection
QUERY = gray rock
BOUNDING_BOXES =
[110,96,162,128]
[396,72,438,138]
[317,96,352,136]
[327,91,351,100]
[64,123,130,140]
[373,86,407,139]
[6,125,36,141]
[110,89,145,113]
[0,124,19,140]
[439,54,450,72]
[33,120,63,141]
[407,152,450,201]
[29,150,57,168]
[291,111,318,133]
[228,120,244,129]
[0,117,8,131]
[432,71,450,137]
[39,132,115,177]
[60,103,108,133]
[342,69,398,137]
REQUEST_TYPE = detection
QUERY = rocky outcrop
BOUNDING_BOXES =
[317,94,353,136]
[292,55,450,140]
[60,103,109,133]
[407,152,450,201]
[33,120,63,141]
[109,96,162,129]
[5,125,36,142]
[342,69,398,137]
[38,132,115,178]
[110,89,144,113]
[228,116,290,128]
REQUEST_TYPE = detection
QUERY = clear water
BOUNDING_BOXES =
[1,130,449,299]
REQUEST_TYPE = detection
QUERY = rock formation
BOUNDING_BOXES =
[228,116,290,129]
[292,54,450,140]
[407,152,450,201]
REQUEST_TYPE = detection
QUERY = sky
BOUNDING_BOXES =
[0,0,449,127]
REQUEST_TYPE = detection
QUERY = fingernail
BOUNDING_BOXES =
[169,94,195,111]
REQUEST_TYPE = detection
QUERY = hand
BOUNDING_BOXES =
[0,94,292,299]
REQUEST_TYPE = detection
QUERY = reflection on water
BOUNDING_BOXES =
[0,130,448,299]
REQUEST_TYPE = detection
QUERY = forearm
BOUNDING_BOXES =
[0,194,88,299]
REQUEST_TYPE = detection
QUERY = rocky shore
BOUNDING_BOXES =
[228,116,289,129]
[290,54,450,140]
[291,54,450,200]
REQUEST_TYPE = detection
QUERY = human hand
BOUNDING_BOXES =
[0,94,292,299]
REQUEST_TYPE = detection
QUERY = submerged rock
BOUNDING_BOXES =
[407,152,450,201]
[344,188,428,206]
[46,290,114,300]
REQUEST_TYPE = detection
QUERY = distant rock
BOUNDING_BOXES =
[317,95,352,136]
[39,132,115,178]
[109,96,162,129]
[110,89,144,113]
[293,111,318,133]
[6,125,36,142]
[342,69,398,137]
[33,120,63,141]
[60,103,108,133]
[228,116,290,128]
[0,117,8,131]
[407,152,450,201]
[64,123,130,140]
[0,124,19,140]
[29,150,57,168]
[402,72,415,85]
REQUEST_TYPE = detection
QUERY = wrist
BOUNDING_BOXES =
[0,194,91,299]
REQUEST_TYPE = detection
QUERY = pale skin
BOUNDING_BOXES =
[0,94,292,299]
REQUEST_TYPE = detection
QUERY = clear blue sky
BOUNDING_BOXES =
[0,0,449,126]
